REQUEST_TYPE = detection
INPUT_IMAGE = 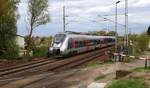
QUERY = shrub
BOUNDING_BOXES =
[108,78,148,88]
[33,46,48,57]
[0,43,19,59]
[94,75,106,81]
[133,67,150,72]
[136,33,149,52]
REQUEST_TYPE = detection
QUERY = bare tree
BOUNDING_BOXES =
[26,0,50,57]
[147,26,150,37]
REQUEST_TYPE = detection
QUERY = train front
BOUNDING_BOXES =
[48,33,67,56]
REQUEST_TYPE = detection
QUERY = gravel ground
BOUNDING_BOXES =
[1,57,147,88]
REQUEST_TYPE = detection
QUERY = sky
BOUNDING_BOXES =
[17,0,150,36]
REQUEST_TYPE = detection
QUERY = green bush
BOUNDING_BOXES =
[94,75,106,81]
[0,43,19,59]
[131,33,149,56]
[108,78,148,88]
[33,46,48,57]
[137,33,149,52]
[133,67,150,72]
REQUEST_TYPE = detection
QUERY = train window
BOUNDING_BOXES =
[110,38,112,42]
[75,40,78,48]
[80,41,83,47]
[91,40,93,45]
[68,38,72,49]
[98,40,101,44]
[78,41,80,48]
[113,39,115,42]
[101,40,103,43]
[82,41,84,47]
[108,38,110,42]
[83,40,86,47]
[95,40,97,44]
[97,39,101,44]
[54,34,66,43]
[103,39,106,43]
[72,39,76,48]
[78,41,81,48]
[105,38,108,43]
[93,40,97,45]
[96,40,98,45]
[89,40,91,45]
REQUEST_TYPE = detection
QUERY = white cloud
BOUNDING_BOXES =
[129,13,150,23]
[86,6,112,13]
[18,2,27,15]
[18,0,150,36]
[132,0,150,7]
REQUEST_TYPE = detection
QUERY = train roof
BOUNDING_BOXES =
[55,33,115,40]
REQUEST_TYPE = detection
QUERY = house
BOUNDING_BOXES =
[16,36,25,49]
[16,36,26,57]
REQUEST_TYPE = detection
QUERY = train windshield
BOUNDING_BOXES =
[54,34,66,43]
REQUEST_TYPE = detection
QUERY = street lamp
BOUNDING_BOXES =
[115,1,120,52]
[125,0,129,53]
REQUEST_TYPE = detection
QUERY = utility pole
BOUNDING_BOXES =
[63,6,66,32]
[115,1,120,52]
[125,0,128,51]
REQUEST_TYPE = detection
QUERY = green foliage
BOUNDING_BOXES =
[32,36,52,57]
[94,75,106,81]
[96,31,106,36]
[108,78,148,88]
[33,46,48,57]
[26,0,50,57]
[0,0,20,17]
[0,0,20,59]
[147,26,150,37]
[39,36,53,47]
[133,67,150,72]
[136,33,149,52]
[129,33,150,56]
[89,31,117,36]
[28,0,50,28]
[107,31,116,36]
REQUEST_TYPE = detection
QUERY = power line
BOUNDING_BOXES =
[98,15,125,27]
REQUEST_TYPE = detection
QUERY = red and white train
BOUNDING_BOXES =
[48,32,116,57]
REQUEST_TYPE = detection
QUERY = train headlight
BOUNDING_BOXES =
[49,47,53,51]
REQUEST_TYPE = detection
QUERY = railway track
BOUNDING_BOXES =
[0,56,59,78]
[0,46,113,87]
[0,46,112,82]
[50,47,111,72]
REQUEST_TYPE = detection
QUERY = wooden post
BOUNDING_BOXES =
[145,58,148,69]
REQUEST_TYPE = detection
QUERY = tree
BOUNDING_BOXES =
[147,26,150,37]
[0,0,20,59]
[26,0,50,57]
[137,33,149,52]
[39,36,53,47]
[94,31,106,36]
[107,31,116,36]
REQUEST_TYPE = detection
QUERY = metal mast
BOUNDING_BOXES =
[125,0,128,50]
[115,1,120,52]
[63,6,66,32]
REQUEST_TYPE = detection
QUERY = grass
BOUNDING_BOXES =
[143,51,150,55]
[86,61,114,68]
[94,75,106,81]
[107,78,148,88]
[133,67,150,72]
